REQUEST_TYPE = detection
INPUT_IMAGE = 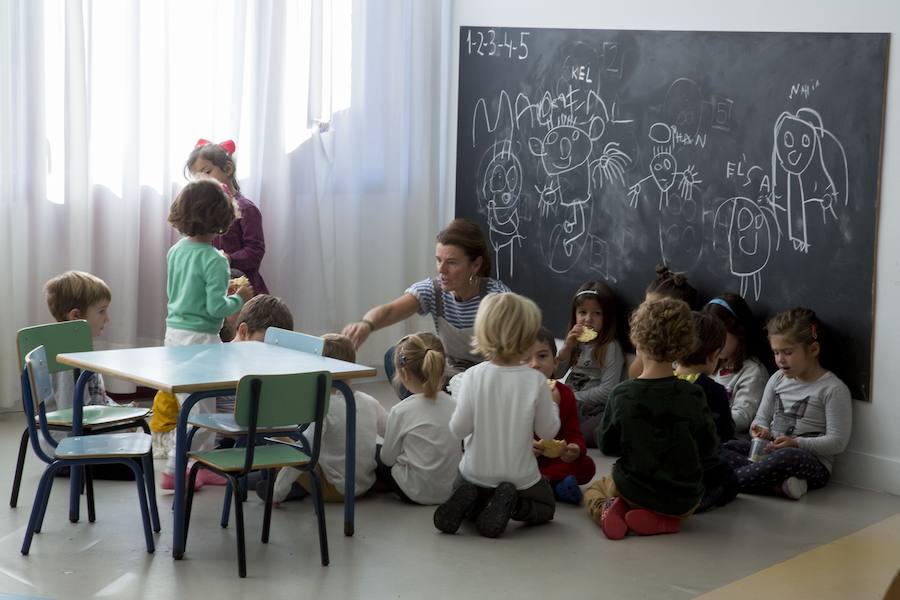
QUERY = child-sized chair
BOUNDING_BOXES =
[20,346,159,555]
[183,371,331,577]
[12,321,152,516]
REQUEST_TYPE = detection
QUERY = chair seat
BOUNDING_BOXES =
[189,445,310,472]
[55,432,152,459]
[44,405,151,429]
[187,413,298,435]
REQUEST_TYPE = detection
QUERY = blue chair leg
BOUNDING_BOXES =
[233,479,247,578]
[142,454,161,532]
[126,460,155,554]
[10,428,29,508]
[183,463,202,547]
[69,465,82,523]
[220,480,233,528]
[85,466,96,523]
[308,470,330,566]
[23,465,59,554]
[261,470,276,543]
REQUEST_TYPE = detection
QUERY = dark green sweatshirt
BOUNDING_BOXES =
[598,376,719,516]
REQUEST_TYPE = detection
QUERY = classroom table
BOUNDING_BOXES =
[57,341,377,559]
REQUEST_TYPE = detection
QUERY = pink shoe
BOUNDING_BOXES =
[197,469,229,486]
[160,469,205,491]
[624,509,681,536]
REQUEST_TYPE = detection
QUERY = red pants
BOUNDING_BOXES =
[538,454,596,485]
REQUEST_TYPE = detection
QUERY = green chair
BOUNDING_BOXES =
[20,346,159,555]
[12,321,152,515]
[183,371,331,578]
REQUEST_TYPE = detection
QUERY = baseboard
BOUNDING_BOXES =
[832,449,900,495]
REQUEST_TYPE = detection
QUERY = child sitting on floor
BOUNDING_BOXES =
[530,327,596,504]
[433,292,560,538]
[585,297,719,539]
[270,334,387,503]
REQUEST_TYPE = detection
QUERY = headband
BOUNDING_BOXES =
[707,297,737,318]
[575,290,600,298]
[195,138,236,155]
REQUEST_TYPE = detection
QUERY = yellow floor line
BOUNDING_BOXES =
[698,513,900,600]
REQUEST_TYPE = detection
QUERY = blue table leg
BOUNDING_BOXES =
[334,380,355,536]
[68,370,91,523]
[172,390,223,559]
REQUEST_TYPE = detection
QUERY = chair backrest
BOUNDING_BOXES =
[233,371,331,429]
[263,327,324,356]
[22,346,60,460]
[17,321,93,373]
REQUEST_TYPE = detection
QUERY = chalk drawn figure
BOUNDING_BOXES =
[478,141,525,278]
[771,108,848,253]
[628,148,702,210]
[529,117,630,274]
[714,196,775,301]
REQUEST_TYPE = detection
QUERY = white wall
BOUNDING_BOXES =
[446,0,900,494]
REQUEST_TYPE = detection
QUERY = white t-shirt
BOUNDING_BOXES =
[309,389,387,496]
[380,391,461,505]
[450,362,560,490]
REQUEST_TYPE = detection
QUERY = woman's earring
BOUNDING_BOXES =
[469,273,476,286]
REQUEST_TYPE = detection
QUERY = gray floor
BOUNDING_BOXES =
[1,381,899,600]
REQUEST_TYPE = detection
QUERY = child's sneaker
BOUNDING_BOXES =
[196,469,229,486]
[475,482,518,538]
[624,509,681,536]
[160,469,205,491]
[434,483,478,534]
[553,475,583,505]
[781,477,808,500]
[599,497,628,540]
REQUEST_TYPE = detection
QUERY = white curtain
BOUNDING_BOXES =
[0,0,452,410]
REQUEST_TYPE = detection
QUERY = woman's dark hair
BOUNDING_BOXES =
[702,292,769,372]
[645,264,699,309]
[168,179,237,236]
[184,142,240,193]
[436,218,492,277]
[567,281,619,368]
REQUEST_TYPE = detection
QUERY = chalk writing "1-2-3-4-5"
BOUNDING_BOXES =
[466,29,530,60]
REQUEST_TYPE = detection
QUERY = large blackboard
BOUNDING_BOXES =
[455,27,888,400]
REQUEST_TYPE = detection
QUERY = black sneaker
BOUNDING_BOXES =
[433,483,478,534]
[475,482,518,538]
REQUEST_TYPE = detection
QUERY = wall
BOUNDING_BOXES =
[446,0,900,493]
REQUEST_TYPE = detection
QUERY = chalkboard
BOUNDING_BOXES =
[455,27,889,400]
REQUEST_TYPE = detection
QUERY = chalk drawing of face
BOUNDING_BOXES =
[538,125,594,175]
[774,114,818,175]
[649,152,677,192]
[483,153,522,212]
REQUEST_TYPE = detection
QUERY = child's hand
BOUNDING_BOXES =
[560,443,581,463]
[563,324,585,350]
[750,424,772,440]
[236,284,254,302]
[550,386,561,404]
[771,435,798,449]
[532,439,543,457]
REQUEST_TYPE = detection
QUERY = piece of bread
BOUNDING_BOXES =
[576,327,598,343]
[547,378,557,390]
[230,275,250,289]
[538,438,567,458]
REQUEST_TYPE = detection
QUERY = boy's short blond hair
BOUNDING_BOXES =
[44,271,112,322]
[629,297,696,363]
[237,295,294,336]
[473,292,541,361]
[322,333,356,363]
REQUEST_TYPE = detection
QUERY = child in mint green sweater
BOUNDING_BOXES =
[158,178,253,489]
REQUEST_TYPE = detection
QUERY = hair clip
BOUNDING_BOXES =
[195,138,236,154]
[810,323,818,341]
[707,297,737,318]
[575,290,600,298]
[398,353,408,366]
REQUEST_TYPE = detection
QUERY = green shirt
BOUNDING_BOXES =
[599,376,719,516]
[166,238,244,334]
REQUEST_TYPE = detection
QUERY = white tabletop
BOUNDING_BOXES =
[57,341,376,393]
